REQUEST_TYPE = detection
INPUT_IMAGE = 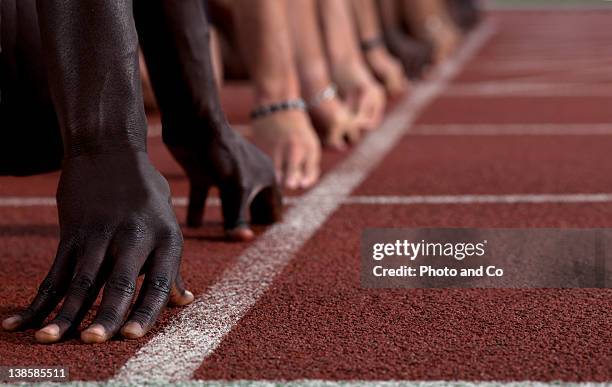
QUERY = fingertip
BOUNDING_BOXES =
[35,324,61,344]
[81,324,109,344]
[170,289,194,307]
[121,321,145,340]
[2,315,23,331]
[226,226,255,242]
[285,175,300,190]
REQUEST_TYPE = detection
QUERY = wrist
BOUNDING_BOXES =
[253,75,301,107]
[62,138,146,160]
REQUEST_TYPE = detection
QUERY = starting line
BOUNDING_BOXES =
[4,193,612,208]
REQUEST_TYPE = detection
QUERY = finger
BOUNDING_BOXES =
[345,121,361,145]
[2,241,74,332]
[284,143,305,190]
[186,182,210,228]
[35,241,109,344]
[324,121,348,151]
[300,143,321,189]
[367,89,386,129]
[273,146,284,185]
[169,272,194,307]
[121,241,182,340]
[81,243,149,344]
[326,130,347,151]
[220,187,254,242]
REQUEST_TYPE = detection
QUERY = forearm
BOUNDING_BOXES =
[287,0,331,97]
[233,0,300,105]
[351,0,384,42]
[317,0,365,70]
[401,0,454,38]
[36,0,147,158]
[134,0,229,146]
[377,0,402,35]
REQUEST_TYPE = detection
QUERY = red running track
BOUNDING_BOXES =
[0,9,611,384]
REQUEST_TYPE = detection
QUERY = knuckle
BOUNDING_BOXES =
[130,304,157,324]
[96,305,123,327]
[68,274,95,296]
[53,313,75,325]
[106,275,136,296]
[158,224,183,242]
[119,223,149,245]
[37,277,60,298]
[147,276,172,296]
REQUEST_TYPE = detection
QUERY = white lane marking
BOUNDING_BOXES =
[4,380,608,387]
[485,2,612,11]
[344,193,612,205]
[412,124,612,135]
[6,193,612,208]
[107,19,496,386]
[444,83,612,97]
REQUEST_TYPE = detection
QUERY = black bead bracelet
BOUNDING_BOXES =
[250,98,307,120]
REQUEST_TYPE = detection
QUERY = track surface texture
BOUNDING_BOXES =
[1,8,611,386]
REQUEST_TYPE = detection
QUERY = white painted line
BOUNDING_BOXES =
[0,197,57,206]
[444,83,612,97]
[412,124,612,135]
[4,379,609,387]
[344,193,612,205]
[485,1,612,12]
[6,192,612,208]
[107,20,497,385]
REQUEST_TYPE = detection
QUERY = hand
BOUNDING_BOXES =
[426,21,461,64]
[333,64,387,131]
[365,48,409,98]
[309,97,362,151]
[2,152,193,343]
[252,110,321,190]
[385,31,434,80]
[168,127,282,241]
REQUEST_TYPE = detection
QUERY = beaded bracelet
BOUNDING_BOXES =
[360,36,385,52]
[250,98,307,120]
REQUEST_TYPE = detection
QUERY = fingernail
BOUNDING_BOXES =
[35,324,60,344]
[226,226,255,242]
[81,324,108,344]
[170,288,195,307]
[2,315,22,331]
[121,322,144,339]
[184,290,194,303]
[286,177,299,190]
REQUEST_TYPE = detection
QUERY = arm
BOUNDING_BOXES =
[2,0,192,344]
[232,0,321,189]
[377,0,433,79]
[318,0,386,130]
[288,0,362,149]
[400,0,460,63]
[350,0,407,96]
[134,0,281,240]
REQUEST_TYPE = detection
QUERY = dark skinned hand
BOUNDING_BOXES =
[168,128,282,242]
[2,152,194,344]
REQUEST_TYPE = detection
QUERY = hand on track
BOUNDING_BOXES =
[333,64,387,131]
[168,127,283,241]
[2,152,193,343]
[309,98,362,151]
[365,48,409,98]
[252,110,321,190]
